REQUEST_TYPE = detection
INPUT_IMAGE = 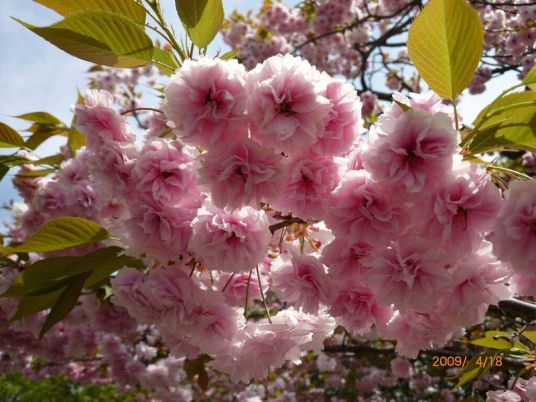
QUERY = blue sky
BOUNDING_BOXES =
[0,0,517,225]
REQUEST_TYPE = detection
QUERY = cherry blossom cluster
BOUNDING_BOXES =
[221,0,535,99]
[84,55,515,370]
[4,54,536,391]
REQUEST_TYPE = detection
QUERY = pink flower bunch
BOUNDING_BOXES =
[189,205,272,273]
[13,54,529,386]
[490,180,536,285]
[210,307,335,383]
[111,265,243,355]
[163,58,248,149]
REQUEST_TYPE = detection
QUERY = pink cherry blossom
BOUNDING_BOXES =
[163,58,248,149]
[362,238,452,313]
[87,142,138,196]
[380,310,460,358]
[310,79,362,157]
[485,390,522,402]
[490,180,536,275]
[329,282,392,336]
[321,238,373,284]
[198,139,287,209]
[110,268,156,325]
[390,357,413,379]
[125,199,199,262]
[275,153,340,220]
[271,250,330,314]
[75,90,134,149]
[325,171,409,245]
[132,139,197,205]
[419,166,502,256]
[189,205,271,273]
[365,109,457,192]
[188,290,243,354]
[437,243,511,327]
[141,266,198,329]
[247,54,332,155]
[512,273,536,298]
[217,272,262,307]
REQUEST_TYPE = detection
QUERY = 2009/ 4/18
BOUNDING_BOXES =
[431,355,503,368]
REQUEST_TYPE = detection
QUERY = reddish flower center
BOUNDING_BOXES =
[278,101,297,116]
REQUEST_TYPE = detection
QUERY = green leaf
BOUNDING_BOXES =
[451,351,496,390]
[220,49,239,60]
[407,0,483,100]
[0,165,9,182]
[34,0,146,24]
[67,129,87,155]
[25,125,67,150]
[33,154,65,167]
[522,330,536,345]
[470,333,513,350]
[14,112,62,126]
[9,289,63,322]
[15,11,153,68]
[152,47,179,76]
[469,331,529,352]
[84,249,144,288]
[0,123,25,148]
[0,155,31,167]
[0,217,110,255]
[39,272,89,338]
[24,247,142,291]
[15,168,56,177]
[524,65,536,91]
[175,0,224,48]
[2,247,142,299]
[468,92,536,154]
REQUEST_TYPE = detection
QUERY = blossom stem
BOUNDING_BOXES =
[256,265,272,324]
[244,269,253,319]
[452,100,460,131]
[221,273,236,293]
[120,107,163,116]
[269,217,308,234]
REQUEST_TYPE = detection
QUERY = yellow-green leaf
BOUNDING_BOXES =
[14,111,62,126]
[23,247,142,291]
[0,122,25,148]
[407,0,483,100]
[33,154,65,167]
[176,0,224,48]
[152,47,179,76]
[468,92,536,154]
[522,330,536,345]
[34,0,146,24]
[469,331,529,352]
[25,125,67,150]
[67,129,87,155]
[39,272,89,338]
[524,65,536,91]
[0,165,9,182]
[9,289,63,322]
[15,168,56,177]
[15,11,153,68]
[470,338,512,350]
[0,217,110,255]
[220,49,239,60]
